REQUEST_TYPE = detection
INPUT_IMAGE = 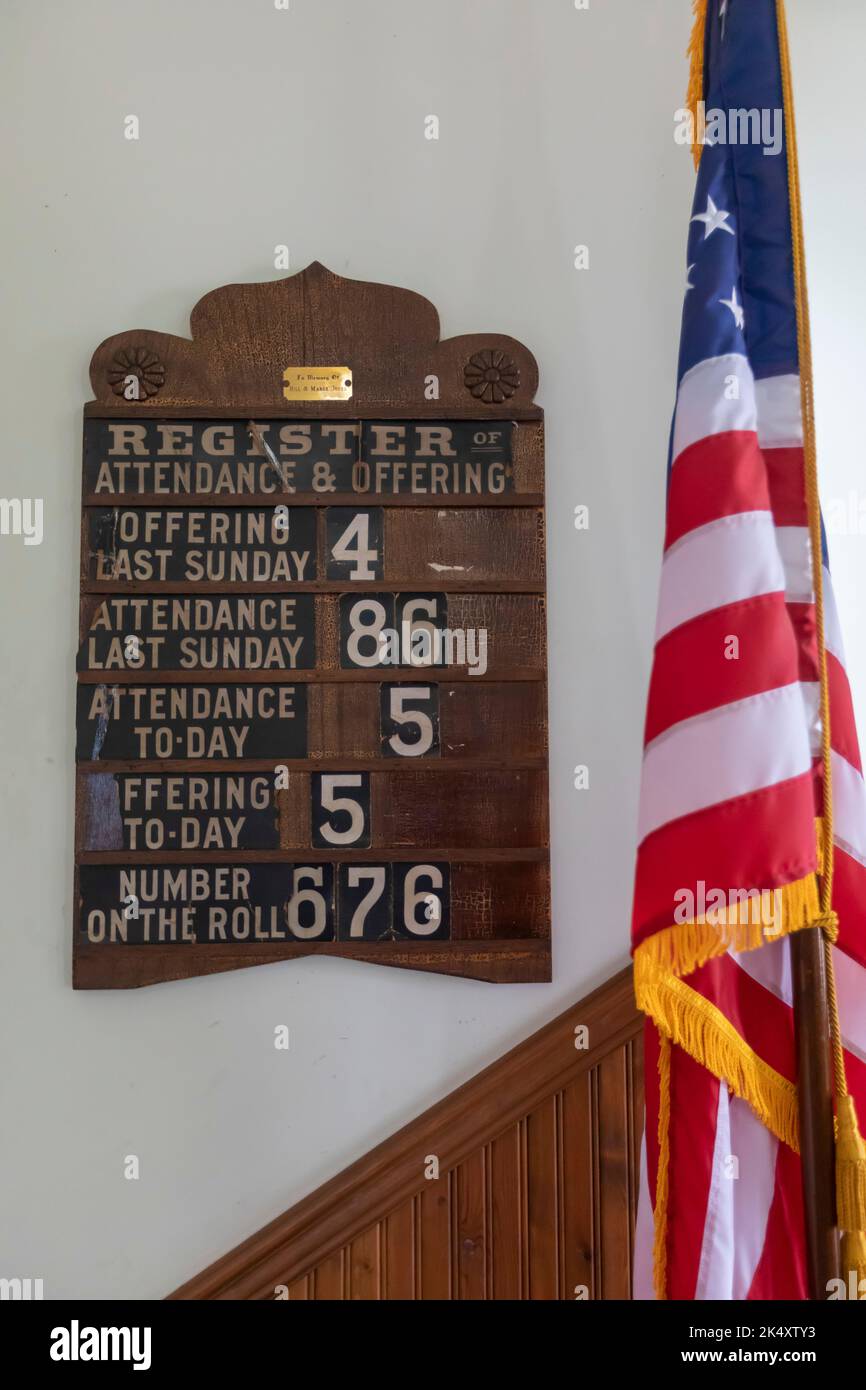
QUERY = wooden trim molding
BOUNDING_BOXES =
[169,965,642,1300]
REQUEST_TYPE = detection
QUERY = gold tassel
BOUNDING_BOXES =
[836,1094,866,1285]
[685,0,708,170]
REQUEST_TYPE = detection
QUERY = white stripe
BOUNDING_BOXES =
[672,365,803,459]
[695,1086,779,1300]
[673,354,757,463]
[831,945,866,1065]
[776,526,814,603]
[824,568,846,666]
[800,679,821,756]
[729,936,792,1005]
[649,679,818,757]
[639,684,814,842]
[754,374,803,448]
[632,1134,656,1300]
[833,749,866,869]
[655,512,784,641]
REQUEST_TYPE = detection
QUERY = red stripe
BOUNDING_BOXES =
[632,774,818,950]
[834,848,866,969]
[644,594,801,746]
[746,1142,808,1299]
[763,445,807,527]
[787,604,861,768]
[666,1044,720,1300]
[787,600,818,680]
[665,439,808,550]
[666,431,770,551]
[687,953,796,1085]
[829,652,862,773]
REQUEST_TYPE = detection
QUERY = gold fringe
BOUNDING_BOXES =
[653,1032,671,1301]
[637,969,800,1153]
[638,870,820,1293]
[685,0,708,170]
[634,871,820,984]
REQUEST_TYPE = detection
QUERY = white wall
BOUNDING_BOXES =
[0,0,858,1299]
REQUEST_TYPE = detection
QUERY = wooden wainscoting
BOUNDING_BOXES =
[170,966,642,1300]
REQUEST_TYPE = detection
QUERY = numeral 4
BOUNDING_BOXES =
[327,509,383,581]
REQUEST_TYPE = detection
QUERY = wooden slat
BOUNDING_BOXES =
[383,508,543,586]
[83,579,546,595]
[526,1096,559,1300]
[489,1125,523,1301]
[74,935,552,990]
[383,1203,415,1300]
[76,847,549,865]
[417,1182,452,1300]
[74,683,548,767]
[451,862,550,940]
[373,770,548,849]
[455,1149,487,1300]
[83,491,546,508]
[312,1250,345,1301]
[77,591,546,680]
[561,1072,595,1300]
[597,1050,632,1301]
[347,1227,380,1301]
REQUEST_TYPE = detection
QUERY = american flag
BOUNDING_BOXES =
[631,0,866,1300]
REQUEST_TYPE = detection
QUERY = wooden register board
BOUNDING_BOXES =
[73,262,550,987]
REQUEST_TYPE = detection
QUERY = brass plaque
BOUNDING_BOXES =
[282,365,353,401]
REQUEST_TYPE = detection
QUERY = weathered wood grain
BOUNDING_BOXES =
[75,263,550,987]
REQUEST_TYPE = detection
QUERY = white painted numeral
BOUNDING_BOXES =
[286,867,327,938]
[387,687,434,757]
[403,864,444,936]
[318,774,366,845]
[347,599,388,666]
[332,513,378,580]
[346,865,387,937]
[400,595,439,666]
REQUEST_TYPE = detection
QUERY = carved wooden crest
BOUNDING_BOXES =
[88,261,540,416]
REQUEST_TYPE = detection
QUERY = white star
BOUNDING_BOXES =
[691,195,735,239]
[720,285,745,329]
[686,264,696,292]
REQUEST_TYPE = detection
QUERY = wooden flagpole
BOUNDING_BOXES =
[790,931,839,1296]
